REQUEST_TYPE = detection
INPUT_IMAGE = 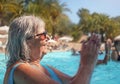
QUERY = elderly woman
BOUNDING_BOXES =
[4,15,100,84]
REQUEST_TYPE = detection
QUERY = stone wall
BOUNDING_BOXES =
[0,26,8,53]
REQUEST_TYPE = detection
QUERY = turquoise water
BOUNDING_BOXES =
[0,51,120,84]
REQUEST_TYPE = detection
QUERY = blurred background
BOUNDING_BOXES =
[0,0,120,50]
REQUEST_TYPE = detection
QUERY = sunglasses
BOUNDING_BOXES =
[27,31,47,40]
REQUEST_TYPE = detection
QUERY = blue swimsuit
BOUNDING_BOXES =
[8,63,62,84]
[42,65,62,84]
[8,63,22,84]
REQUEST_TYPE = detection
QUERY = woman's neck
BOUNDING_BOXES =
[30,60,40,65]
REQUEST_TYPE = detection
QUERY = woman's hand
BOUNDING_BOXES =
[80,34,101,66]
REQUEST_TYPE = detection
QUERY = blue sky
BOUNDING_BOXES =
[60,0,120,24]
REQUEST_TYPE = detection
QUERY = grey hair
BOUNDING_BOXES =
[5,15,45,68]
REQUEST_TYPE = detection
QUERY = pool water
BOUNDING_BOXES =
[0,51,120,84]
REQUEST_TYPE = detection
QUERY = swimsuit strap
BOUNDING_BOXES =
[8,63,24,84]
[42,65,62,84]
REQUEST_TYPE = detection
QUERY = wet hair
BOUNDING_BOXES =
[5,15,45,68]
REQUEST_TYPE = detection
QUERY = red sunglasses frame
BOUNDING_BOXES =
[27,31,47,40]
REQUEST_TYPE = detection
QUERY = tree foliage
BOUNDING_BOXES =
[77,8,120,41]
[0,0,25,25]
[0,1,120,41]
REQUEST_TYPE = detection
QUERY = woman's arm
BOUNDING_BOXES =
[51,34,101,84]
[49,66,72,84]
[70,34,101,84]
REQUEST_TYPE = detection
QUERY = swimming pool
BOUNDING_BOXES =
[0,51,120,84]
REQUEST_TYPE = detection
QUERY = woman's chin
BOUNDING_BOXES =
[43,50,47,55]
[40,45,48,53]
[42,47,48,55]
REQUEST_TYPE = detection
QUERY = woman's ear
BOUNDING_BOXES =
[26,39,33,47]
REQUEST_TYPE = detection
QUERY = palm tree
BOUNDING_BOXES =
[44,0,70,38]
[0,0,25,25]
[77,8,92,34]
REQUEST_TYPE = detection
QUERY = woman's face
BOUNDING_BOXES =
[28,28,48,59]
[35,28,48,55]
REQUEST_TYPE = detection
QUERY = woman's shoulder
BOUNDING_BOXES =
[4,62,28,84]
[14,62,30,70]
[14,63,57,84]
[14,62,36,77]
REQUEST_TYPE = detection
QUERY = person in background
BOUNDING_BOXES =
[4,15,101,84]
[97,38,112,65]
[111,40,120,61]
